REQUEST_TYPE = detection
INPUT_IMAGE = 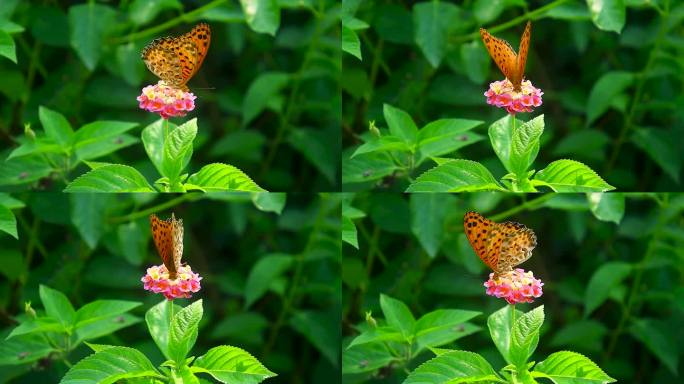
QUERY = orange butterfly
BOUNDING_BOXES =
[480,21,531,92]
[141,23,211,92]
[150,213,184,280]
[463,211,536,277]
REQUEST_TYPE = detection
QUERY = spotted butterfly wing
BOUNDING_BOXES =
[480,21,531,91]
[150,213,184,280]
[463,211,536,276]
[141,23,211,91]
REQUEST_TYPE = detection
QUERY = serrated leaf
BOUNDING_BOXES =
[244,254,293,308]
[584,262,632,317]
[510,306,544,368]
[169,300,203,365]
[379,294,414,337]
[59,346,161,383]
[487,305,523,364]
[146,300,183,360]
[191,345,276,383]
[402,350,499,383]
[533,350,615,383]
[163,119,197,183]
[186,163,265,192]
[64,164,155,192]
[533,159,614,192]
[407,159,505,192]
[510,115,545,176]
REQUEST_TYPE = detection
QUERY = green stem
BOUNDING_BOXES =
[489,194,554,222]
[605,1,670,173]
[449,0,570,44]
[108,195,197,224]
[110,0,230,44]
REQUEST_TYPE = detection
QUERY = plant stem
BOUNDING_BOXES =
[489,194,554,222]
[605,2,670,173]
[108,195,197,223]
[110,0,230,44]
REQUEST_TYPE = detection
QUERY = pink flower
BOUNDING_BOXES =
[483,268,543,305]
[141,264,202,300]
[137,81,196,119]
[484,79,543,115]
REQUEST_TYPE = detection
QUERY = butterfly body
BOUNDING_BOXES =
[142,23,211,92]
[463,211,536,277]
[150,213,184,280]
[480,21,531,92]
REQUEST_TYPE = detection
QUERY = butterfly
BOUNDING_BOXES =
[141,23,211,92]
[150,213,184,280]
[463,211,536,277]
[480,21,531,92]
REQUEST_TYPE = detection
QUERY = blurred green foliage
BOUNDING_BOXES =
[0,0,341,192]
[343,192,684,383]
[342,0,684,192]
[0,192,341,383]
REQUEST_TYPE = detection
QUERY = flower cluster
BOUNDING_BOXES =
[484,268,543,305]
[141,264,202,300]
[137,81,196,119]
[484,79,543,115]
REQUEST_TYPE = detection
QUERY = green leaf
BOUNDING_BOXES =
[0,335,54,365]
[407,159,505,192]
[402,350,499,384]
[586,71,634,126]
[413,309,481,349]
[239,0,280,35]
[533,159,615,192]
[191,345,276,383]
[410,194,451,258]
[39,285,75,326]
[67,3,117,70]
[342,343,395,374]
[117,220,147,265]
[412,2,460,67]
[487,305,523,364]
[73,313,141,344]
[384,104,418,144]
[510,115,545,177]
[533,351,616,383]
[163,119,197,183]
[351,136,413,158]
[416,118,484,164]
[39,106,74,149]
[59,346,161,383]
[0,205,17,239]
[342,150,400,184]
[0,156,52,186]
[177,365,201,384]
[0,249,24,280]
[69,194,110,248]
[251,192,286,214]
[244,254,293,308]
[631,128,681,183]
[64,164,155,192]
[141,119,173,177]
[587,193,625,224]
[73,121,139,161]
[586,0,626,33]
[74,300,141,329]
[584,261,632,317]
[342,216,358,249]
[629,318,678,375]
[460,40,490,84]
[0,30,16,63]
[379,294,414,337]
[510,306,544,368]
[146,300,182,360]
[128,0,182,26]
[342,26,361,60]
[346,327,405,349]
[169,300,203,365]
[242,72,290,126]
[186,163,265,192]
[287,128,338,183]
[549,320,608,353]
[6,317,66,339]
[289,311,339,366]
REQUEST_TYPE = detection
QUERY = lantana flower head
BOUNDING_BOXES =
[137,81,196,119]
[484,268,543,305]
[141,264,202,300]
[484,79,543,115]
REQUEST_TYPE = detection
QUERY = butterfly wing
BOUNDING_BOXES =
[142,37,185,88]
[171,213,184,276]
[183,23,211,81]
[496,220,537,272]
[480,27,518,87]
[464,211,498,271]
[150,214,178,278]
[515,21,532,88]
